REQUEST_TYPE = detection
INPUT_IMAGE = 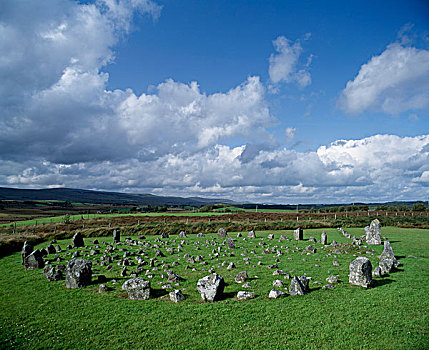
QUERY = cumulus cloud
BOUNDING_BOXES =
[268,35,312,87]
[339,42,429,115]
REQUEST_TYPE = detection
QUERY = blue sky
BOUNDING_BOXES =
[0,0,428,203]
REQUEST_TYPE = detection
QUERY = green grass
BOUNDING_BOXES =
[213,206,297,213]
[0,226,427,349]
[0,212,231,228]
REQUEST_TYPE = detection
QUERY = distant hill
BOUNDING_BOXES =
[0,187,238,206]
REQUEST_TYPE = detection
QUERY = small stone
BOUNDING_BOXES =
[235,271,248,284]
[44,265,63,281]
[227,262,236,270]
[248,230,256,238]
[169,289,185,303]
[322,284,334,290]
[217,228,228,238]
[326,275,338,284]
[289,276,310,296]
[98,284,111,293]
[237,291,255,300]
[272,279,284,287]
[268,289,286,299]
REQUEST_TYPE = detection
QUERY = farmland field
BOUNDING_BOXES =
[0,226,427,349]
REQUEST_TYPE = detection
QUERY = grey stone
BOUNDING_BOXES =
[349,257,373,288]
[372,266,382,277]
[169,289,185,303]
[248,230,256,238]
[227,237,235,249]
[321,231,327,245]
[235,271,248,283]
[197,232,205,238]
[237,232,242,238]
[46,244,56,255]
[379,241,399,274]
[98,284,111,293]
[197,273,225,302]
[161,232,169,239]
[178,231,187,238]
[167,272,184,283]
[309,236,316,243]
[273,279,284,287]
[322,284,334,290]
[293,228,303,241]
[268,289,286,299]
[44,265,63,281]
[24,249,45,270]
[326,275,338,284]
[122,277,151,300]
[289,276,310,296]
[21,241,33,265]
[65,258,92,288]
[237,291,255,300]
[227,262,236,270]
[267,234,274,239]
[365,219,382,245]
[217,228,228,238]
[72,232,85,248]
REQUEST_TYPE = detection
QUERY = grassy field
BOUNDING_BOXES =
[0,226,427,349]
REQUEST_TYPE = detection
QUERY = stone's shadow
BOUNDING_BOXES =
[218,291,237,301]
[309,287,321,293]
[151,288,168,298]
[373,278,394,287]
[396,255,406,259]
[386,240,400,243]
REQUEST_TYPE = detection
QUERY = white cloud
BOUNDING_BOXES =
[340,43,429,115]
[284,127,296,143]
[268,35,312,87]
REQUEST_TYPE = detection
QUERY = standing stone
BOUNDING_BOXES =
[293,228,303,241]
[72,232,85,248]
[169,289,185,303]
[227,237,235,249]
[379,241,399,274]
[289,276,310,296]
[197,273,225,302]
[113,229,121,243]
[46,244,56,255]
[372,266,382,277]
[65,258,92,288]
[235,271,248,284]
[122,277,151,300]
[197,232,205,238]
[217,228,228,238]
[178,231,187,238]
[248,230,256,238]
[321,231,327,245]
[365,219,382,245]
[21,241,33,265]
[349,257,373,288]
[24,249,45,270]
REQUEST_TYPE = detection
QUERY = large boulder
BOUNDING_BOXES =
[21,241,33,265]
[293,228,303,241]
[65,258,92,288]
[24,249,45,270]
[217,228,228,238]
[197,273,225,302]
[289,276,310,296]
[379,241,399,274]
[122,277,151,300]
[349,257,373,288]
[365,219,382,245]
[72,232,85,248]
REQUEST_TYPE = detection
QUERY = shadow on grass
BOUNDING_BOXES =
[151,288,169,298]
[218,291,237,301]
[373,278,394,287]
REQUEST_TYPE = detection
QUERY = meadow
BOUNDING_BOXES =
[0,226,427,349]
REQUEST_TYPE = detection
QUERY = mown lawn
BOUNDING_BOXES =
[0,227,427,349]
